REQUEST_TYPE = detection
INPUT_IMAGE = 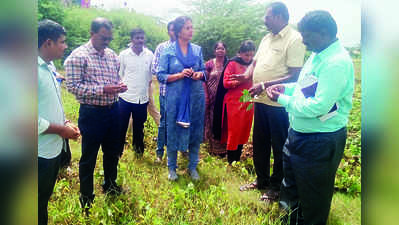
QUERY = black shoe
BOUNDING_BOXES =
[102,182,123,195]
[79,194,95,215]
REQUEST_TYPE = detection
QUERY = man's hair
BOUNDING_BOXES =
[173,16,192,39]
[130,28,145,38]
[267,1,289,22]
[238,40,256,53]
[91,17,113,33]
[298,10,337,38]
[38,19,66,48]
[167,20,174,32]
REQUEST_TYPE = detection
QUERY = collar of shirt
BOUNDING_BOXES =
[313,39,341,63]
[271,24,290,39]
[38,56,51,71]
[86,40,107,56]
[129,47,146,57]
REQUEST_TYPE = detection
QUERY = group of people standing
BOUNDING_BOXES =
[38,1,354,225]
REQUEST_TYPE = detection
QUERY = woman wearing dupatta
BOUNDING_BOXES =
[213,40,256,164]
[157,16,206,181]
[204,41,228,156]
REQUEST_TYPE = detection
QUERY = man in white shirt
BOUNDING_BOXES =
[119,28,154,155]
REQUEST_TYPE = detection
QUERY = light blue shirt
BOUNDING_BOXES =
[277,40,354,133]
[38,56,65,159]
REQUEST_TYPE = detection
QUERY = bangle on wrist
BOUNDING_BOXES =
[260,82,265,90]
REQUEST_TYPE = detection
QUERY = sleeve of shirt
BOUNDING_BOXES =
[151,45,161,75]
[282,82,297,96]
[197,48,207,81]
[278,61,349,118]
[64,55,104,97]
[38,116,50,135]
[157,49,169,84]
[148,52,154,81]
[118,53,125,79]
[223,62,239,89]
[286,37,306,67]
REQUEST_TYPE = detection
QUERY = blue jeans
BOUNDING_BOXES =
[156,95,166,158]
[167,143,200,171]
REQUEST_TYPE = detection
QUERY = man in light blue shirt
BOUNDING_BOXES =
[38,19,80,225]
[266,11,354,225]
[151,20,175,162]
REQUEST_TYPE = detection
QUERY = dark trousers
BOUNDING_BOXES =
[78,103,121,198]
[119,98,148,154]
[253,103,289,190]
[227,145,243,164]
[279,127,347,225]
[38,154,61,225]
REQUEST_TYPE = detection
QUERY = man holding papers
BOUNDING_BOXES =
[266,10,355,225]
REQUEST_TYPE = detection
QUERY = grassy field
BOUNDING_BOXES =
[49,59,361,224]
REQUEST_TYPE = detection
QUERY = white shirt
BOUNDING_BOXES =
[119,47,154,104]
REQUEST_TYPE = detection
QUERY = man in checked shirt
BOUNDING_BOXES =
[64,17,127,213]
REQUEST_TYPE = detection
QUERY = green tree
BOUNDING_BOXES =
[183,0,268,60]
[38,0,65,24]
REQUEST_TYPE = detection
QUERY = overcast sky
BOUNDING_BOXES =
[91,0,360,47]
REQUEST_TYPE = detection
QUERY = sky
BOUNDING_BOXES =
[90,0,361,47]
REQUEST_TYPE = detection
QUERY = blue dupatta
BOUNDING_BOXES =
[175,41,198,128]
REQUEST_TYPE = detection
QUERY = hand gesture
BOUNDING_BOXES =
[266,84,285,102]
[191,72,204,80]
[249,83,264,97]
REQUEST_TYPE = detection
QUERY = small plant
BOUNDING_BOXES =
[239,89,254,111]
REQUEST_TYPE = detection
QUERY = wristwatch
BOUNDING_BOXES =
[260,82,265,90]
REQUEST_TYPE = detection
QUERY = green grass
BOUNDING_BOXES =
[50,61,361,224]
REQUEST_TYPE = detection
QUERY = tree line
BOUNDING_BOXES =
[38,0,268,68]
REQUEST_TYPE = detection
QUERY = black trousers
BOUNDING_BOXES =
[253,103,289,190]
[78,103,121,198]
[38,154,61,225]
[279,127,347,225]
[119,98,148,154]
[227,145,243,164]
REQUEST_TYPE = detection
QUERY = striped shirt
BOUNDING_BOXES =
[64,41,120,106]
[151,40,173,96]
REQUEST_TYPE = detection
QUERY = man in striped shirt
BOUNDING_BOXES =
[151,20,175,162]
[64,17,127,213]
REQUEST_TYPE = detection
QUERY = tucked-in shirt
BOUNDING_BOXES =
[119,47,154,104]
[253,25,306,106]
[277,40,354,133]
[38,56,65,159]
[152,40,173,96]
[64,41,120,106]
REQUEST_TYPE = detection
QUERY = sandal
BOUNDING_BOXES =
[239,181,258,191]
[259,190,280,202]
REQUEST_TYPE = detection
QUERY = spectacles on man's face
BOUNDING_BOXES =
[96,34,113,42]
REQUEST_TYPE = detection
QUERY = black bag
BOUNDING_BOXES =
[59,139,71,169]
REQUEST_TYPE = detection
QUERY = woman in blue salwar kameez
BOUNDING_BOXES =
[157,16,206,181]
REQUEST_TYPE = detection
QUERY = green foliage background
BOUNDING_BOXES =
[38,0,168,69]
